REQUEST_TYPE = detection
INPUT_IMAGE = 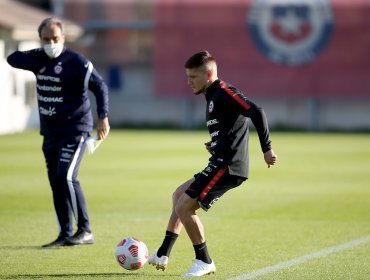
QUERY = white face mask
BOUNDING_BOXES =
[43,43,64,59]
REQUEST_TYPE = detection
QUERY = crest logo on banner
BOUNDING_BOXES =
[248,0,334,66]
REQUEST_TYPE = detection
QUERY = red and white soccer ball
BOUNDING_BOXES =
[115,237,148,270]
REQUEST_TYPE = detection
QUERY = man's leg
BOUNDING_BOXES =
[175,193,203,244]
[175,192,215,276]
[175,193,212,263]
[148,178,195,270]
[174,163,231,276]
[57,134,94,245]
[167,178,195,234]
[41,137,73,248]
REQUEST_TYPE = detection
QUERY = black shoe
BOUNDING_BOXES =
[65,229,94,245]
[42,234,68,248]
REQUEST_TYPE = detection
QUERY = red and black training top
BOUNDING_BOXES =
[204,79,272,179]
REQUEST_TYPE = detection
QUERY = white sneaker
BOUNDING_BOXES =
[148,249,169,271]
[183,259,216,277]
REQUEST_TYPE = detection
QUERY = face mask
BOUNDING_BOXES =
[43,43,64,59]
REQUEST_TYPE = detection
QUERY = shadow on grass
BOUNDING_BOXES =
[0,246,180,278]
[0,245,77,250]
[1,245,46,249]
[0,273,179,279]
[0,245,97,250]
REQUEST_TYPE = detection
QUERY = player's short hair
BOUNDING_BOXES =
[184,50,216,69]
[38,17,64,38]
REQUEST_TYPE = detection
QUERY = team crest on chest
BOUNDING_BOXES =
[54,63,63,74]
[208,100,214,113]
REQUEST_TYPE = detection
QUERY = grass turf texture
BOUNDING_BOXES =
[0,130,369,280]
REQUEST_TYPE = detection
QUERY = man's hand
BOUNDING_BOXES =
[264,149,277,168]
[204,141,212,154]
[96,117,110,140]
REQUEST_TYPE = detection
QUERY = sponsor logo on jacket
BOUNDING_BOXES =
[38,95,63,103]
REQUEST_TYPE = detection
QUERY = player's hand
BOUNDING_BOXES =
[204,141,212,154]
[264,149,277,168]
[96,117,110,140]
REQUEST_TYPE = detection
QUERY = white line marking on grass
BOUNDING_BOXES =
[228,234,370,280]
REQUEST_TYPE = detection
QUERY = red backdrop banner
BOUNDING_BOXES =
[154,0,370,98]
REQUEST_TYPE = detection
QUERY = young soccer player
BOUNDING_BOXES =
[148,50,277,276]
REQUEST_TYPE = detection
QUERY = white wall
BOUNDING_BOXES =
[0,41,39,135]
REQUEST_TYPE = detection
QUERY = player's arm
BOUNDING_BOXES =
[88,68,110,140]
[248,103,277,167]
[234,95,277,167]
[7,49,45,73]
[247,103,277,167]
[246,102,271,152]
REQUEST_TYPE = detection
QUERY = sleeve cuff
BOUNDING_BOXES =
[98,112,108,119]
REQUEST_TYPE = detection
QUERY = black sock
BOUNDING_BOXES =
[157,231,179,257]
[193,242,212,264]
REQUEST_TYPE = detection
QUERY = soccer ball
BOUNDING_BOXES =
[115,237,148,270]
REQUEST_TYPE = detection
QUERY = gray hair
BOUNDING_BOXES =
[38,17,64,38]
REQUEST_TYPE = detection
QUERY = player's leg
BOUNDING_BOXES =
[175,193,216,276]
[148,178,195,270]
[56,133,94,245]
[167,177,196,234]
[175,193,204,244]
[176,192,212,262]
[41,137,73,248]
[179,163,241,276]
[180,163,228,262]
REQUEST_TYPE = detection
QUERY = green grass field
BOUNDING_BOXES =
[0,130,369,280]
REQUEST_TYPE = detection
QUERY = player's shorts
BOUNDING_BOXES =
[185,162,246,211]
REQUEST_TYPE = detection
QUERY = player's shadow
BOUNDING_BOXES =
[0,273,180,279]
[0,245,44,250]
[0,245,83,250]
[0,246,180,278]
[0,274,123,279]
